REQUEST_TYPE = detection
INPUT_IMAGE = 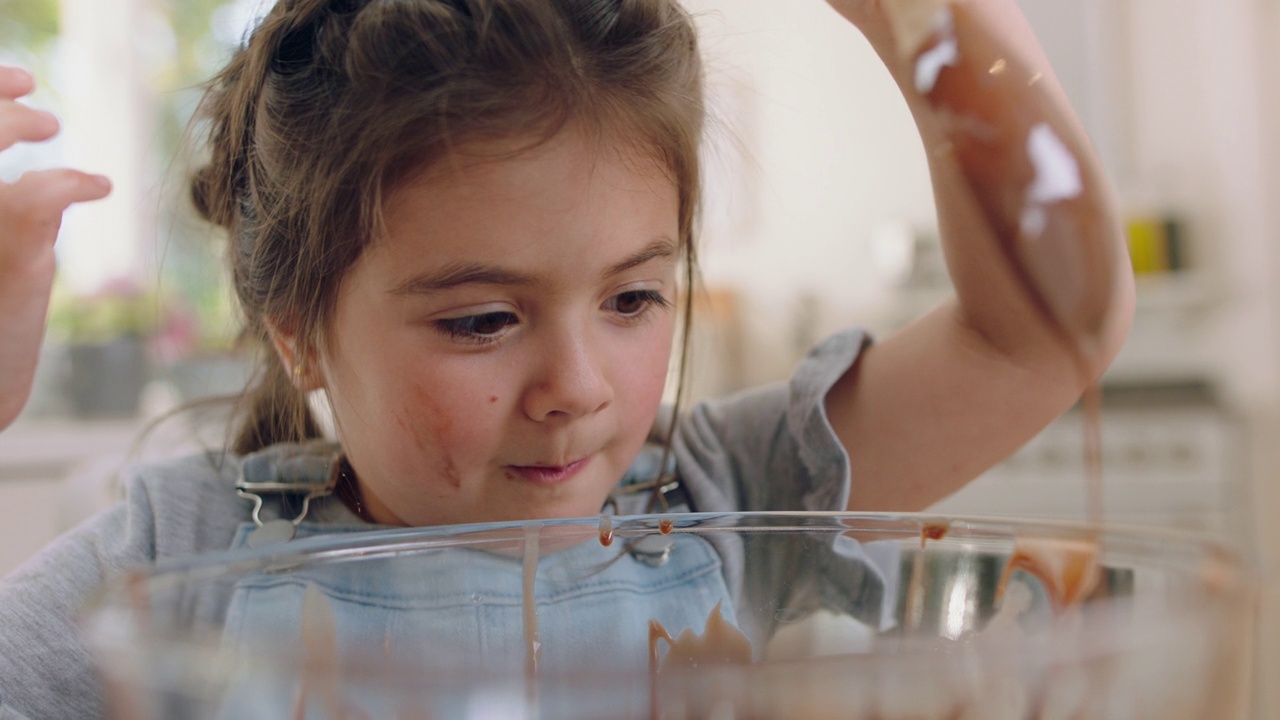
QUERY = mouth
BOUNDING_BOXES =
[506,456,592,485]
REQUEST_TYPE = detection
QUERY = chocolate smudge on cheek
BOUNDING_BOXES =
[395,411,428,457]
[409,381,463,490]
[440,457,461,490]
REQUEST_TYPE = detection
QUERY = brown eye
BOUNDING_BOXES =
[614,291,648,316]
[606,290,669,318]
[436,312,518,342]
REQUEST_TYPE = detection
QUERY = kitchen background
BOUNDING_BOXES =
[0,0,1276,716]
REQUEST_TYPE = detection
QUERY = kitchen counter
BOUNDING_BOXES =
[0,411,227,577]
[0,418,146,577]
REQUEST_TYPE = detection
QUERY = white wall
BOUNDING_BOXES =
[1250,2,1280,717]
[1129,0,1280,410]
[682,0,936,387]
[685,0,1280,401]
[56,0,158,294]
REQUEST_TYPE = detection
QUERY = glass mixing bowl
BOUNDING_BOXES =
[82,512,1255,719]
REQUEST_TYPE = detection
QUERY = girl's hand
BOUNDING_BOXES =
[0,66,111,431]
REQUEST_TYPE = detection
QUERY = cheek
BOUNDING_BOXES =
[395,381,450,457]
[396,377,498,460]
[620,324,676,413]
[326,318,497,462]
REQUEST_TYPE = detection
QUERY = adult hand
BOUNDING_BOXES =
[0,65,112,431]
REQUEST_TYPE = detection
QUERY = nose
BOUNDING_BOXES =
[521,329,614,423]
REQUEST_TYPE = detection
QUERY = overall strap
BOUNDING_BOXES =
[236,441,341,547]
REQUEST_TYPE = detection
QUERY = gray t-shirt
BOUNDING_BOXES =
[0,329,871,719]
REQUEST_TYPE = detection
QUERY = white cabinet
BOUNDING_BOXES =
[931,383,1247,538]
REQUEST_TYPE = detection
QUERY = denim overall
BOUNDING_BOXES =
[215,442,736,718]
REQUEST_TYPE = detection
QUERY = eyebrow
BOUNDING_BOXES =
[388,237,678,296]
[603,238,677,277]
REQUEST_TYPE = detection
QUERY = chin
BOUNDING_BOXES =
[520,494,612,522]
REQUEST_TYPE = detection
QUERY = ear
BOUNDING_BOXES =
[264,318,324,392]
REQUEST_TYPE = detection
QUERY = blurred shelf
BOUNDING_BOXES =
[1132,271,1222,313]
[0,418,143,483]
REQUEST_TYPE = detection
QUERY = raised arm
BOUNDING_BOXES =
[0,66,112,431]
[820,0,1135,511]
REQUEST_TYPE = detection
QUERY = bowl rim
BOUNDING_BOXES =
[89,510,1257,596]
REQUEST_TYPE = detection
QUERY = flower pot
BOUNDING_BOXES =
[166,353,254,402]
[68,337,150,418]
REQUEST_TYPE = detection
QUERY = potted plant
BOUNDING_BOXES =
[47,279,157,418]
[151,283,253,404]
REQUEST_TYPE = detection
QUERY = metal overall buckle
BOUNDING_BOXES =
[236,445,341,548]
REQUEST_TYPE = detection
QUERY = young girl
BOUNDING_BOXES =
[0,0,1134,716]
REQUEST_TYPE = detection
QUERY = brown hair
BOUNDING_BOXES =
[189,0,705,455]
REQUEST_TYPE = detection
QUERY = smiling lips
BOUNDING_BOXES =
[507,457,591,485]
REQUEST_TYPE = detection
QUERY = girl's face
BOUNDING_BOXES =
[319,130,680,527]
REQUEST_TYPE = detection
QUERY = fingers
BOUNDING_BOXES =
[0,66,36,100]
[0,66,59,152]
[11,167,112,210]
[2,168,111,240]
[0,67,111,246]
[0,100,59,151]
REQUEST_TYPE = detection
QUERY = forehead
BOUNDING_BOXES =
[364,129,681,283]
[392,128,674,211]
